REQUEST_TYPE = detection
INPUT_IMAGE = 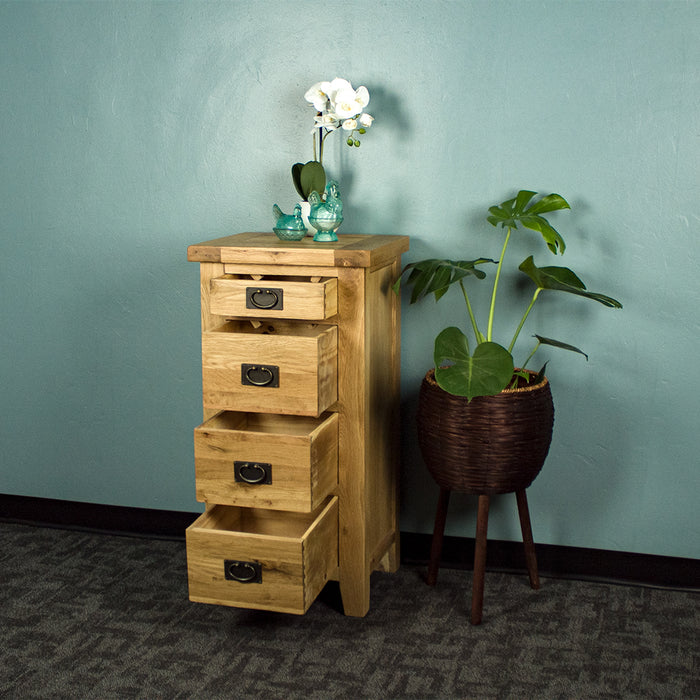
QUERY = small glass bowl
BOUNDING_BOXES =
[273,227,307,241]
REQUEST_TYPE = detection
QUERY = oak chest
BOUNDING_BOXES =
[186,232,409,616]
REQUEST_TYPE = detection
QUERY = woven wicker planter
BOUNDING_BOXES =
[417,368,555,495]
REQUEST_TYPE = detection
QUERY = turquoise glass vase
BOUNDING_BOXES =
[308,180,343,242]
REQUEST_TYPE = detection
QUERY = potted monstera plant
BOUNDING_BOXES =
[394,189,622,493]
[393,189,622,624]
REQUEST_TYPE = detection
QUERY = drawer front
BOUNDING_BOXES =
[186,498,338,615]
[194,411,338,512]
[201,321,337,417]
[210,275,338,320]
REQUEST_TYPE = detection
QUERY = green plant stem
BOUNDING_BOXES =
[520,340,541,372]
[508,288,542,353]
[459,279,482,344]
[487,227,511,341]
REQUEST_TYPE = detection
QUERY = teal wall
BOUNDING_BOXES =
[2,1,698,559]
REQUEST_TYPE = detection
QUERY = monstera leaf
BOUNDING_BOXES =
[392,258,497,304]
[534,335,589,360]
[433,327,514,400]
[519,256,623,308]
[487,190,570,254]
[393,189,622,400]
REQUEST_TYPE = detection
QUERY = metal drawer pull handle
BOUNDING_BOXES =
[234,461,272,485]
[245,366,273,385]
[250,289,278,309]
[224,560,262,584]
[246,287,283,310]
[241,364,279,387]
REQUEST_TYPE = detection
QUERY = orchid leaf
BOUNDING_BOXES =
[519,256,623,308]
[291,163,304,199]
[293,161,325,201]
[392,258,497,304]
[433,327,514,400]
[534,335,589,360]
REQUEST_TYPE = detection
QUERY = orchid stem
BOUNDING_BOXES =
[319,129,332,166]
[487,227,511,341]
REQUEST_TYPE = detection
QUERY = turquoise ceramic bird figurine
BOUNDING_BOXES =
[308,180,343,242]
[272,203,307,240]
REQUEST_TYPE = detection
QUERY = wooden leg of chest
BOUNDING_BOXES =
[336,267,369,616]
[336,264,401,617]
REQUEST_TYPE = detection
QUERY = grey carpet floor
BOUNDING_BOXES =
[1,522,698,699]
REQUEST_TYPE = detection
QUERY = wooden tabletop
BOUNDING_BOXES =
[187,232,409,268]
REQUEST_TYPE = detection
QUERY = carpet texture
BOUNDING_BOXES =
[1,522,698,699]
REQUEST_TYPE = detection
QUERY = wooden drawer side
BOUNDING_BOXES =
[303,498,340,608]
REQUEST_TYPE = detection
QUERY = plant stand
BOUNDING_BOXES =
[427,487,540,625]
[416,368,553,625]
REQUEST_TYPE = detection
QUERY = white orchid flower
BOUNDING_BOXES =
[304,81,332,112]
[333,87,364,119]
[355,86,370,109]
[326,77,353,103]
[314,112,340,131]
[302,78,374,166]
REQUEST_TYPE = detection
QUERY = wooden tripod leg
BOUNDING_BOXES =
[427,488,451,586]
[471,494,490,625]
[516,489,540,590]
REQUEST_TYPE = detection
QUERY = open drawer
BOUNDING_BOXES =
[209,274,338,320]
[186,498,338,615]
[194,411,338,512]
[201,320,337,417]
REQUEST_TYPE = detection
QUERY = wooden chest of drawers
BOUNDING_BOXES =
[186,232,409,617]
